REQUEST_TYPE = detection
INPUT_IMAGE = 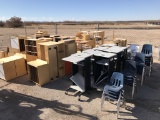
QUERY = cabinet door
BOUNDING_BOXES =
[11,38,19,49]
[48,46,58,80]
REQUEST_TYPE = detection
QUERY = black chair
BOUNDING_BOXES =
[141,44,153,77]
[122,60,137,98]
[101,72,124,119]
[134,53,146,86]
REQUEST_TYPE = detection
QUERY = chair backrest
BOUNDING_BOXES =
[110,72,123,87]
[124,60,136,73]
[134,53,145,63]
[130,44,139,52]
[141,44,152,56]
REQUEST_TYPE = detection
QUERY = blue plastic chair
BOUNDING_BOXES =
[101,72,124,119]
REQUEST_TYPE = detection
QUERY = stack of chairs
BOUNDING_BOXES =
[141,44,153,77]
[122,60,137,98]
[134,53,146,86]
[101,72,124,119]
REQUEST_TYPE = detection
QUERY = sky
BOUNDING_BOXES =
[0,0,160,21]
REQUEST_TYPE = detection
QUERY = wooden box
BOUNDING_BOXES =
[53,36,70,42]
[113,38,127,47]
[0,51,8,58]
[27,59,50,86]
[0,56,27,81]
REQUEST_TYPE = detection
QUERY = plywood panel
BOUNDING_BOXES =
[58,52,65,68]
[0,64,5,80]
[0,51,8,58]
[14,58,27,77]
[26,54,37,62]
[38,65,50,86]
[47,46,58,80]
[58,68,65,77]
[3,61,17,81]
[65,42,77,57]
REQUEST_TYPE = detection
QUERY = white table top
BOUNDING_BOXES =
[94,51,116,58]
[62,56,85,63]
[71,52,92,58]
[103,46,127,53]
[93,46,108,51]
[62,52,92,63]
[101,44,117,47]
[82,49,101,55]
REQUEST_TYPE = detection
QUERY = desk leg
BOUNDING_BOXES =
[84,57,91,90]
[93,56,102,84]
[122,49,127,69]
[116,53,122,72]
[108,58,115,79]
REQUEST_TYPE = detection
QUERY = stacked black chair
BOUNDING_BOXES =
[134,53,146,86]
[141,44,153,77]
[122,60,137,98]
[101,72,124,119]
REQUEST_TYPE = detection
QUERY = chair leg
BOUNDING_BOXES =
[141,68,145,86]
[117,93,121,119]
[101,93,105,111]
[149,62,152,77]
[132,80,135,99]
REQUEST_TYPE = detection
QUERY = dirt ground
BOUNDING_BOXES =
[0,24,160,120]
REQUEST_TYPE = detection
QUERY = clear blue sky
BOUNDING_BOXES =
[0,0,160,21]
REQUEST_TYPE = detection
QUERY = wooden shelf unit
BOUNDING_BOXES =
[37,41,65,80]
[25,38,51,62]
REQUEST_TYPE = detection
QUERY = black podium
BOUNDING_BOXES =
[62,53,92,100]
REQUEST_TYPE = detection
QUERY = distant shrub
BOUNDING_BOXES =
[0,21,5,27]
[6,16,23,28]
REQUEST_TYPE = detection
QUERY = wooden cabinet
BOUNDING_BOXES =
[27,59,50,86]
[37,41,65,80]
[62,39,77,75]
[0,56,27,81]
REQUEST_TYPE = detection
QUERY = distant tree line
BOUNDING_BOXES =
[0,16,23,28]
[0,16,160,28]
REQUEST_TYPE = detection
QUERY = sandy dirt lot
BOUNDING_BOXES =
[0,24,160,120]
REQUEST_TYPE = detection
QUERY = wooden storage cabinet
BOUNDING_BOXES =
[27,59,50,86]
[0,56,27,81]
[63,39,77,75]
[37,41,65,80]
